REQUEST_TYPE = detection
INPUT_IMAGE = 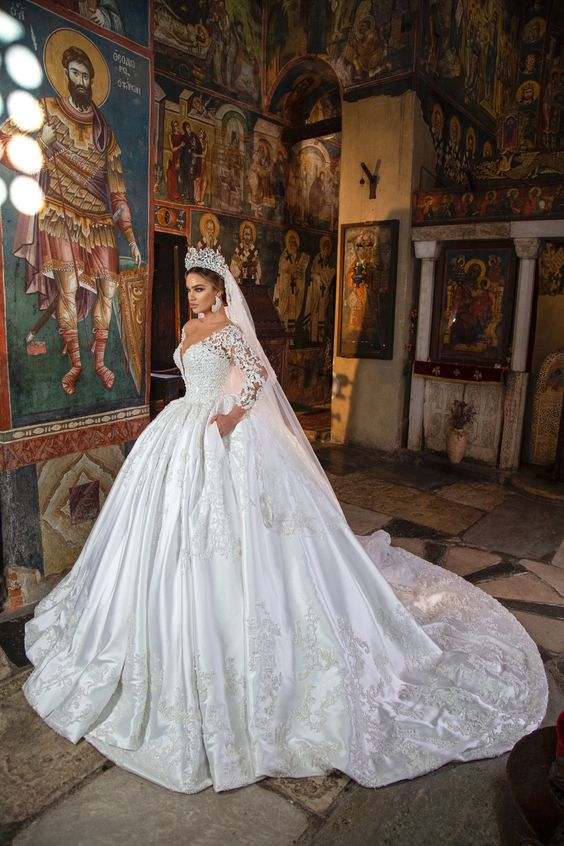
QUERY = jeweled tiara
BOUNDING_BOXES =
[184,246,227,277]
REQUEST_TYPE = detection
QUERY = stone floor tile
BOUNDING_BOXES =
[443,546,502,578]
[477,573,564,607]
[437,481,507,511]
[553,539,564,569]
[383,518,451,541]
[463,495,564,560]
[341,503,391,536]
[263,772,350,817]
[301,757,508,846]
[520,560,564,600]
[13,769,309,846]
[329,472,483,536]
[390,537,427,558]
[0,647,12,681]
[315,445,380,476]
[0,671,106,825]
[355,461,456,492]
[511,610,564,655]
[466,561,526,584]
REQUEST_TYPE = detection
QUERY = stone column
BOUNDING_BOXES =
[499,237,541,470]
[408,241,441,450]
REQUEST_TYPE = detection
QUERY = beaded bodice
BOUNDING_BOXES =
[173,323,266,409]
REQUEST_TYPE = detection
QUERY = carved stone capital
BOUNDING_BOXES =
[414,241,441,261]
[513,238,542,260]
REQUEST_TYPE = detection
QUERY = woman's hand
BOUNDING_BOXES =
[209,406,245,438]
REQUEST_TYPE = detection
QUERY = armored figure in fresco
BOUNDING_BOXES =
[0,43,141,395]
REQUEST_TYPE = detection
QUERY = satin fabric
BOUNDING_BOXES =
[23,328,548,794]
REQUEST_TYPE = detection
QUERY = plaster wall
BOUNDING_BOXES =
[331,91,435,450]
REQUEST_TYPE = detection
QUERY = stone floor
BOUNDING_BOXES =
[2,443,564,846]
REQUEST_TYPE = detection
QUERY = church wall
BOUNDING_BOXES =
[331,90,436,450]
[153,45,341,407]
[524,239,564,464]
[265,0,416,97]
[0,0,153,612]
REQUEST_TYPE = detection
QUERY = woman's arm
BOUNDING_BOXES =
[210,328,268,437]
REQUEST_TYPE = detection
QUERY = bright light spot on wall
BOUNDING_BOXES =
[0,11,25,44]
[7,135,43,174]
[5,45,43,90]
[7,90,44,131]
[9,175,44,214]
[0,178,7,207]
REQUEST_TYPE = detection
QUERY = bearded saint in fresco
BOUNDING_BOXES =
[273,230,310,339]
[0,36,141,396]
[230,221,262,285]
[305,235,335,344]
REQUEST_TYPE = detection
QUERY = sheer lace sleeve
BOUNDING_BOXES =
[225,326,268,410]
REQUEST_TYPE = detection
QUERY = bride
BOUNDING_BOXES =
[23,247,547,794]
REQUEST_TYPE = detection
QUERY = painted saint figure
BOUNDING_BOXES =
[166,119,184,201]
[58,0,125,35]
[0,42,141,395]
[193,130,209,206]
[230,221,262,285]
[272,230,310,338]
[343,229,388,350]
[196,213,222,253]
[305,236,335,343]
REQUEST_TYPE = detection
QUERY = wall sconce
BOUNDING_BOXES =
[359,160,380,199]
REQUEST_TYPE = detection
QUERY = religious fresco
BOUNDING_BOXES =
[266,0,416,93]
[154,0,261,106]
[268,59,340,126]
[0,2,151,427]
[420,0,519,126]
[539,241,564,296]
[188,210,337,350]
[540,24,564,151]
[431,243,516,367]
[413,183,564,224]
[47,0,150,47]
[420,90,493,184]
[337,220,399,360]
[494,1,549,153]
[527,348,564,465]
[154,74,340,231]
[287,137,340,230]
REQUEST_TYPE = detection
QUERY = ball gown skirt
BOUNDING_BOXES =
[23,325,548,794]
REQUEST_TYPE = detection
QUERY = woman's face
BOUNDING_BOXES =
[186,272,219,315]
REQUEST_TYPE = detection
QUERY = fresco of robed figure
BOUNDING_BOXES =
[0,30,142,397]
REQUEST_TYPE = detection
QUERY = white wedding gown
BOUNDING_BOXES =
[23,323,548,794]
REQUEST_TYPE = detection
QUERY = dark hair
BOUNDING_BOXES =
[62,46,95,79]
[186,266,227,303]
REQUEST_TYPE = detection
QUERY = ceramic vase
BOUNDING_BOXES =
[446,427,468,464]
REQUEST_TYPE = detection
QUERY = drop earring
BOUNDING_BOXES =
[211,294,222,313]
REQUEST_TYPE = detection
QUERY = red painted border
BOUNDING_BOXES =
[0,414,149,471]
[145,49,155,407]
[0,218,12,430]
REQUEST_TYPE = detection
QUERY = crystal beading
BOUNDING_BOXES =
[185,247,228,279]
